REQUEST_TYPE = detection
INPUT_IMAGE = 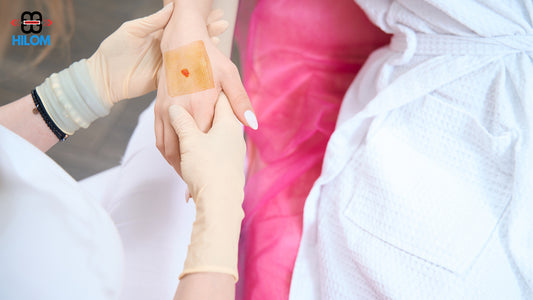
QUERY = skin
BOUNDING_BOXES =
[155,0,253,176]
[175,273,235,300]
[0,5,177,152]
[0,2,242,299]
[161,1,244,300]
[0,94,57,152]
[0,5,227,153]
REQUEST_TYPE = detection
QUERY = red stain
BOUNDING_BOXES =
[181,68,190,77]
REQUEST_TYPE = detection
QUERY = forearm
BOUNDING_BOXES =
[164,0,213,20]
[0,94,58,152]
[169,94,246,300]
[174,273,235,300]
[161,0,240,52]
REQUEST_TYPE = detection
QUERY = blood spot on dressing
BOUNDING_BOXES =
[163,41,214,96]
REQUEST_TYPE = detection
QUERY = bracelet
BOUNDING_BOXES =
[31,89,68,141]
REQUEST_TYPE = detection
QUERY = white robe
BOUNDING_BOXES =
[290,0,533,299]
[0,125,123,299]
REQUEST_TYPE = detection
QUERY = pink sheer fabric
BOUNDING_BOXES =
[235,0,390,298]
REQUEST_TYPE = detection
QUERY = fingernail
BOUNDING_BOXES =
[244,110,258,130]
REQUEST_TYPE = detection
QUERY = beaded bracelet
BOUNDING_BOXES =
[31,89,68,141]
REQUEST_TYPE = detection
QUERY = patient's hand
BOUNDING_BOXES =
[155,8,257,173]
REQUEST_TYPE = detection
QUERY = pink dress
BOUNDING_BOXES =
[235,0,390,298]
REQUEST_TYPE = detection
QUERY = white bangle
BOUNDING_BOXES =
[36,59,112,135]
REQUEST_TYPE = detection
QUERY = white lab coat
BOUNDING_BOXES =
[290,0,533,299]
[0,102,195,300]
[0,125,123,299]
[87,102,195,300]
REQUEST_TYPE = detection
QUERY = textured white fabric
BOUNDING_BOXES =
[81,101,195,300]
[0,125,123,300]
[291,0,533,299]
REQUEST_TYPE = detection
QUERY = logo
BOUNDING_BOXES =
[11,11,52,46]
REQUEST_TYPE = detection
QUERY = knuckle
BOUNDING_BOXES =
[120,21,132,31]
[228,62,240,75]
[222,62,239,76]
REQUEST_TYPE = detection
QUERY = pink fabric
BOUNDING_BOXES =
[235,1,390,299]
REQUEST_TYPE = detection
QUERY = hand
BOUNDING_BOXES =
[87,4,229,105]
[169,93,246,195]
[155,9,257,173]
[169,93,245,281]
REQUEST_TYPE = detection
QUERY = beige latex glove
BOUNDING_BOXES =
[87,3,229,105]
[155,7,257,175]
[169,93,245,281]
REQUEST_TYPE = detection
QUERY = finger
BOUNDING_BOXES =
[211,36,221,46]
[169,105,200,141]
[125,3,174,37]
[207,9,224,24]
[155,113,166,156]
[221,65,258,130]
[164,122,181,172]
[207,20,229,37]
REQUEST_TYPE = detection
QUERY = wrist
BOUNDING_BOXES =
[181,186,244,282]
[87,52,115,105]
[172,0,212,19]
[161,10,209,50]
[35,59,112,135]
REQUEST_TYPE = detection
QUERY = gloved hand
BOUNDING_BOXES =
[155,7,257,174]
[169,93,246,281]
[36,4,229,136]
[88,4,230,105]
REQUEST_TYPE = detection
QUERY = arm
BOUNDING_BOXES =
[175,273,235,300]
[164,0,213,18]
[169,93,245,300]
[0,5,175,152]
[155,0,255,174]
[0,5,227,154]
[0,94,58,152]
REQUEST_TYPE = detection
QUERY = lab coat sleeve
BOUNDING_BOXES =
[0,125,124,300]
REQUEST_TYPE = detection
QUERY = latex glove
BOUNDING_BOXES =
[35,5,229,137]
[169,93,245,281]
[155,8,257,174]
[87,4,229,105]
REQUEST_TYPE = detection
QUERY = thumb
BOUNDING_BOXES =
[220,66,258,130]
[125,3,174,37]
[169,104,200,141]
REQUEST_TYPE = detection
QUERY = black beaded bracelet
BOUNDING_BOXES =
[31,89,68,141]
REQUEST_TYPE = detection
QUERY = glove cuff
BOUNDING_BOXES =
[180,188,245,282]
[36,59,112,135]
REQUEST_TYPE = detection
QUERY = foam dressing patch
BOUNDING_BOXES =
[164,40,215,97]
